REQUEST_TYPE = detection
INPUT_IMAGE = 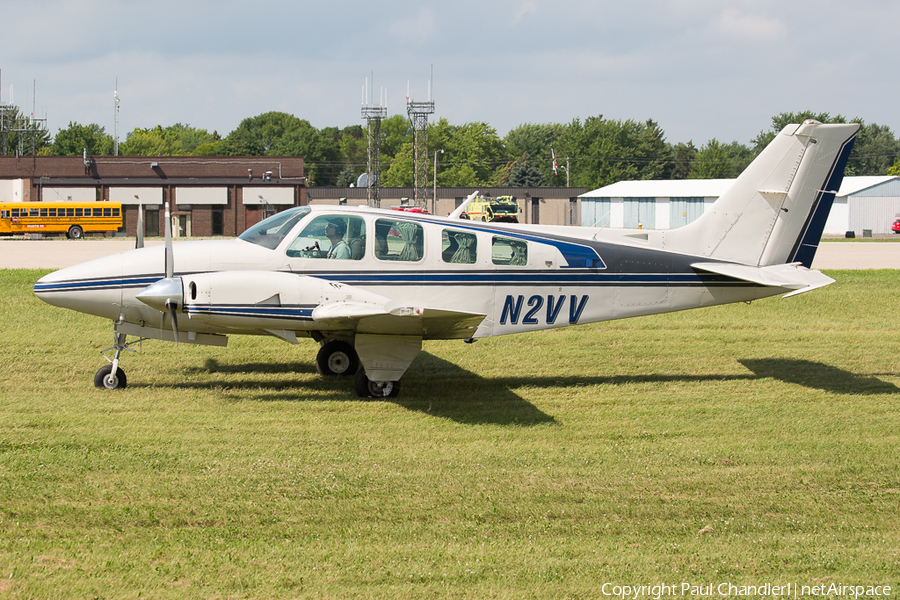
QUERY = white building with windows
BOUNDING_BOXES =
[580,176,900,236]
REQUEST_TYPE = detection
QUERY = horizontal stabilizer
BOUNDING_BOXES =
[692,262,835,297]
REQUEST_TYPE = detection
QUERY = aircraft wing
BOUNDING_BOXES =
[691,262,835,297]
[312,302,486,339]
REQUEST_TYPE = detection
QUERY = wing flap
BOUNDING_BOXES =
[692,261,835,297]
[313,302,486,339]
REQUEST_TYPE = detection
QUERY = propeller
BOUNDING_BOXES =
[135,201,144,249]
[135,201,182,344]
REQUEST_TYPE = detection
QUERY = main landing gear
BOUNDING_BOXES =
[315,338,401,399]
[315,340,360,377]
[354,369,400,399]
[94,332,141,390]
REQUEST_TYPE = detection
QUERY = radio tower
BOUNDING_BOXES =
[361,76,387,208]
[406,70,434,208]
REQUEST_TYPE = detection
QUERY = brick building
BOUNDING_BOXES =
[0,155,306,237]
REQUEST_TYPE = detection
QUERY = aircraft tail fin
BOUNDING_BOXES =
[665,121,858,267]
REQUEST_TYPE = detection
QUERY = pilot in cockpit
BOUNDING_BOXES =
[325,220,351,259]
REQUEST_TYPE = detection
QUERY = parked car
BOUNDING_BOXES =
[892,218,900,234]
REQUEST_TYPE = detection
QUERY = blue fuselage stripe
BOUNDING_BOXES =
[34,270,748,293]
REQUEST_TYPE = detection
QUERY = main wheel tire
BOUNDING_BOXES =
[68,225,84,240]
[94,365,127,389]
[315,340,359,376]
[354,369,400,399]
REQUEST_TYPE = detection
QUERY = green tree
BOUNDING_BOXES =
[220,111,307,156]
[118,124,217,156]
[848,121,900,176]
[382,142,414,187]
[889,157,900,177]
[50,122,115,155]
[338,125,367,181]
[751,111,843,154]
[507,153,547,187]
[669,141,698,179]
[503,123,565,184]
[436,120,506,186]
[753,111,900,176]
[270,121,341,186]
[560,116,673,189]
[121,125,181,155]
[336,167,357,187]
[688,139,752,179]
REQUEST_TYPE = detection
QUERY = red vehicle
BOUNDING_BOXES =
[893,218,900,234]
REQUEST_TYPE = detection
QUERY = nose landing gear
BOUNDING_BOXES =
[95,332,141,390]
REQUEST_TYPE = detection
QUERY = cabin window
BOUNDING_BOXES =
[29,208,39,217]
[75,208,83,217]
[492,236,528,266]
[40,209,48,217]
[287,215,366,260]
[374,219,423,262]
[0,211,8,219]
[441,229,477,264]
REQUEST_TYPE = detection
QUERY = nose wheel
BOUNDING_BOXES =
[95,331,141,390]
[94,364,127,389]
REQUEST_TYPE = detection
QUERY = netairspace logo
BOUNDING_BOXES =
[599,582,892,599]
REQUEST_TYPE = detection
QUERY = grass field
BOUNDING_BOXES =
[1,269,898,598]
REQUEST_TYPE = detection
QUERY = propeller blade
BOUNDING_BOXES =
[135,202,144,249]
[166,299,180,346]
[164,201,174,278]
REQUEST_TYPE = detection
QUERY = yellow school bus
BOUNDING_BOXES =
[0,201,123,239]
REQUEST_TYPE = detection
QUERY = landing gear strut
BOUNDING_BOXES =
[354,369,400,399]
[95,332,140,390]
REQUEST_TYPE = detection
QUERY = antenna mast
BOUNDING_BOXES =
[361,74,387,208]
[0,72,47,156]
[406,67,435,209]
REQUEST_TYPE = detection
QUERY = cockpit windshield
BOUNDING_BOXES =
[238,206,311,249]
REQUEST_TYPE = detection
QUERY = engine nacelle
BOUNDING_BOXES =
[180,271,389,332]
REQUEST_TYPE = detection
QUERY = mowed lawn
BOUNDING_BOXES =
[0,269,898,598]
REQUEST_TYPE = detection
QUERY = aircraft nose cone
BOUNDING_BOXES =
[135,277,183,312]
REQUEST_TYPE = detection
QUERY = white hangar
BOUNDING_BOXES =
[580,176,900,236]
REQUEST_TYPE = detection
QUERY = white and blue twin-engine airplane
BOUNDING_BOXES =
[35,121,858,398]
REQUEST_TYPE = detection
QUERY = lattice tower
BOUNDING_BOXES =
[407,99,434,208]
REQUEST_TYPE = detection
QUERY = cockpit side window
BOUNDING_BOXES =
[286,215,366,260]
[374,219,423,262]
[238,206,310,249]
[492,236,528,266]
[441,229,478,264]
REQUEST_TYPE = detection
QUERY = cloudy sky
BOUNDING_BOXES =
[3,0,898,147]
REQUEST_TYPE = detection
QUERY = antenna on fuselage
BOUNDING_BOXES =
[449,190,479,220]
